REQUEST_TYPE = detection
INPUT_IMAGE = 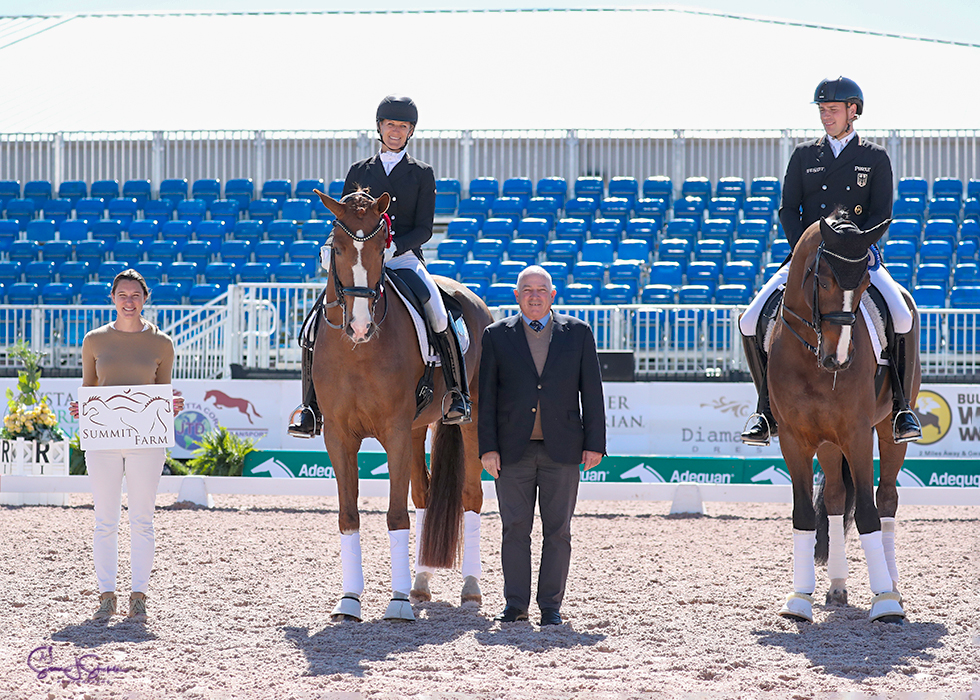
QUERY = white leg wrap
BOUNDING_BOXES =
[461,510,482,579]
[792,529,816,595]
[859,530,893,595]
[869,266,914,334]
[739,264,788,335]
[414,508,435,574]
[340,532,364,596]
[389,529,411,595]
[827,515,849,581]
[880,517,899,586]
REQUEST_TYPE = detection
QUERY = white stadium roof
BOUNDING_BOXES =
[0,7,978,133]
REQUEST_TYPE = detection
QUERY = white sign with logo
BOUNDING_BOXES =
[78,384,175,450]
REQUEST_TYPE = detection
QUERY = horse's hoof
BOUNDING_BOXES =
[825,588,848,606]
[869,591,905,623]
[778,592,815,623]
[410,571,432,602]
[383,593,415,622]
[331,593,362,622]
[461,575,482,605]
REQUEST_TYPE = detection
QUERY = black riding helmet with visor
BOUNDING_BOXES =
[813,77,863,139]
[376,95,418,152]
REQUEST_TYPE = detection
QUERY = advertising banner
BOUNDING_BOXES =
[77,384,175,450]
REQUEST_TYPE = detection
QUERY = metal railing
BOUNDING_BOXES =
[3,129,980,199]
[7,286,980,381]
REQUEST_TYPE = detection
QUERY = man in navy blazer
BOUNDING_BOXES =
[479,265,606,626]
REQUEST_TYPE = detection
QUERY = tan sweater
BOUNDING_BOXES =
[522,316,553,441]
[81,322,175,387]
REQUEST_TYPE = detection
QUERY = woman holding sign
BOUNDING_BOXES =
[69,269,184,622]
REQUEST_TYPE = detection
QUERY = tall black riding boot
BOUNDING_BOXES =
[288,325,323,439]
[889,335,922,443]
[434,327,471,425]
[740,333,777,446]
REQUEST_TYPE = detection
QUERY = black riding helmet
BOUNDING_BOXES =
[376,95,418,125]
[813,77,864,115]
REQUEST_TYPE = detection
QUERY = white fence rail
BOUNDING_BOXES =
[3,129,980,197]
[4,285,980,381]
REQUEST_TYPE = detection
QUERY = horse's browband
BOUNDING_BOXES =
[821,247,870,265]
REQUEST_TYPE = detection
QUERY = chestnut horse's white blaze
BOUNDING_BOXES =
[349,238,372,341]
[836,291,854,365]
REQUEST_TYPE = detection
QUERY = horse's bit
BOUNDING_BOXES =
[780,242,867,358]
[321,213,391,331]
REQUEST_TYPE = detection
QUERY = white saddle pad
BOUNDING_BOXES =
[386,283,470,366]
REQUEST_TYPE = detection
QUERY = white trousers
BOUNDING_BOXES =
[739,263,914,337]
[87,448,166,593]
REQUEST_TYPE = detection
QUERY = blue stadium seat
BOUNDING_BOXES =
[254,240,287,266]
[642,177,673,208]
[261,180,291,207]
[920,239,954,265]
[0,180,20,211]
[540,261,569,295]
[204,262,237,291]
[25,219,57,242]
[933,177,963,204]
[146,240,179,266]
[326,179,344,200]
[209,199,240,230]
[678,284,712,304]
[462,281,486,297]
[188,283,223,304]
[485,283,518,306]
[544,239,578,266]
[672,196,705,222]
[181,240,214,267]
[122,180,151,209]
[574,176,604,202]
[231,220,263,247]
[770,238,792,262]
[737,218,771,243]
[633,198,667,222]
[150,282,186,305]
[957,238,978,263]
[435,178,461,216]
[886,219,922,245]
[526,197,559,228]
[446,218,480,246]
[437,237,471,263]
[111,239,145,266]
[722,260,757,286]
[892,198,925,224]
[715,283,751,305]
[897,177,928,201]
[25,260,56,285]
[10,240,40,263]
[472,238,506,265]
[159,178,189,208]
[267,219,299,243]
[608,261,641,296]
[96,261,128,282]
[502,177,533,208]
[671,287,709,348]
[916,263,950,295]
[507,238,539,265]
[694,239,727,264]
[428,260,459,279]
[763,262,784,282]
[707,197,739,223]
[135,261,164,287]
[238,262,273,283]
[625,217,660,243]
[554,218,588,248]
[563,282,597,305]
[589,218,624,248]
[248,199,278,227]
[287,240,320,276]
[657,238,692,272]
[617,239,651,262]
[7,282,40,305]
[0,260,22,285]
[469,177,499,204]
[492,196,525,222]
[887,262,913,288]
[928,197,960,224]
[91,219,124,251]
[58,261,91,286]
[192,179,221,207]
[750,176,781,202]
[161,220,193,252]
[24,180,52,207]
[301,219,331,244]
[963,198,980,222]
[223,178,254,212]
[75,197,106,221]
[220,240,252,268]
[0,220,16,253]
[482,218,517,243]
[968,179,980,201]
[715,177,746,209]
[649,261,683,288]
[40,281,75,304]
[536,177,567,210]
[922,219,957,247]
[731,238,764,263]
[742,197,775,222]
[89,179,119,202]
[40,240,72,266]
[581,239,614,265]
[641,284,674,304]
[599,197,631,223]
[686,260,720,294]
[681,177,711,201]
[142,199,174,223]
[458,197,490,227]
[5,198,37,229]
[664,218,698,242]
[43,199,72,225]
[600,283,634,304]
[281,199,313,222]
[460,260,494,288]
[127,219,159,244]
[564,197,598,227]
[516,218,550,247]
[949,285,980,309]
[572,261,605,287]
[701,218,736,243]
[195,220,227,249]
[167,261,200,286]
[57,180,87,206]
[607,177,639,209]
[912,284,946,308]
[177,199,207,226]
[294,178,325,204]
[107,198,137,228]
[79,281,111,305]
[952,262,980,287]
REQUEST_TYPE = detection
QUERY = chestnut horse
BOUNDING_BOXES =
[767,212,919,624]
[311,189,492,622]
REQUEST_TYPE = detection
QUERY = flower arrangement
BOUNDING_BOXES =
[1,341,66,444]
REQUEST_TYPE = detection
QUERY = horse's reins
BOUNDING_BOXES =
[780,242,866,359]
[321,210,392,331]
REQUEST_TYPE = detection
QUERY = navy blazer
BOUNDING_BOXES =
[778,134,893,248]
[478,312,606,466]
[343,153,436,260]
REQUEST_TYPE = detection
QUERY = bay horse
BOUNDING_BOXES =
[766,211,919,624]
[311,189,493,622]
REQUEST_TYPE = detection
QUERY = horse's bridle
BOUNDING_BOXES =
[321,210,391,331]
[780,242,866,358]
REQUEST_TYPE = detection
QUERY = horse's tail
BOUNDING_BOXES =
[419,422,464,569]
[813,458,856,564]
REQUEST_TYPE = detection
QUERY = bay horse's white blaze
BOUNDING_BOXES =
[836,291,854,365]
[349,238,372,341]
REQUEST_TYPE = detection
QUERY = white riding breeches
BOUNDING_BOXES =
[738,262,914,337]
[320,246,449,333]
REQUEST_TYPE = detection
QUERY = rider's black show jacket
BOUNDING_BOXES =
[778,135,893,249]
[343,153,436,261]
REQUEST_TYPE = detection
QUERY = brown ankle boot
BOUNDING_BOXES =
[128,592,148,621]
[92,592,117,621]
